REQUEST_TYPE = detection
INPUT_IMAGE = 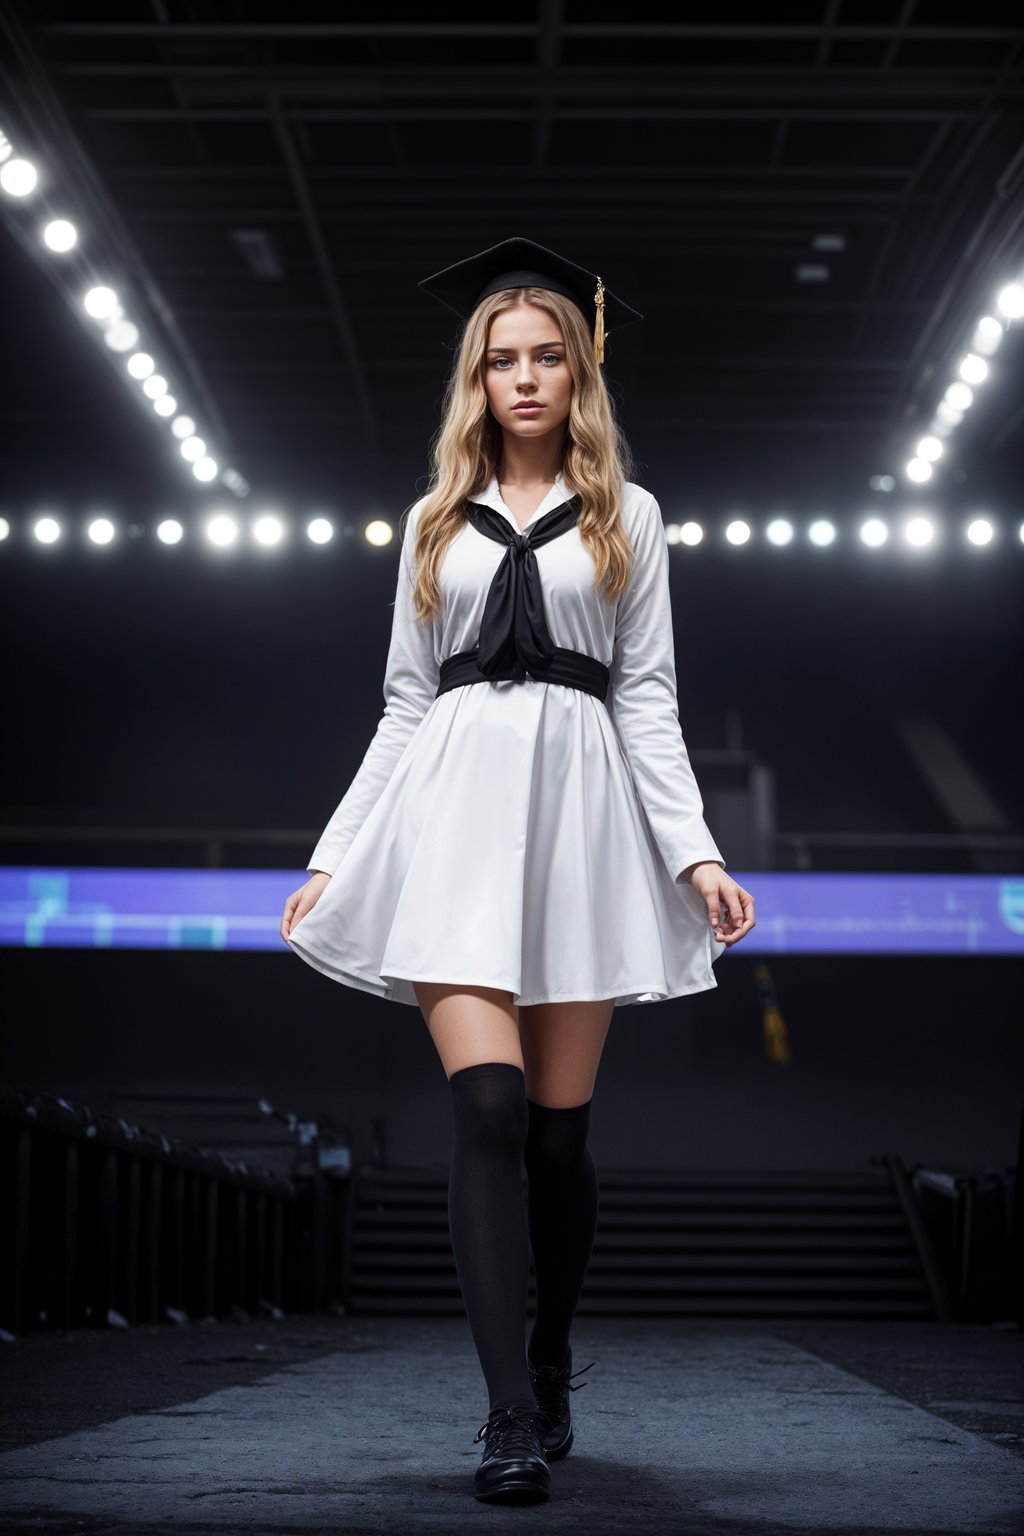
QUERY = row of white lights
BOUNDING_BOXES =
[0,514,391,548]
[3,512,1021,552]
[0,124,248,498]
[668,515,1018,549]
[902,277,1024,487]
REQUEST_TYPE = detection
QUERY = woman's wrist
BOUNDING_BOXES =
[678,859,720,883]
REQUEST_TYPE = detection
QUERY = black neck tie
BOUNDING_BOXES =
[464,498,582,681]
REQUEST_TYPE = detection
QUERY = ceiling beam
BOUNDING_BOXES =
[266,91,378,439]
[81,105,1024,123]
[38,23,1024,42]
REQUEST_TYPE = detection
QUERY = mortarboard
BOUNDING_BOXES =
[418,237,643,365]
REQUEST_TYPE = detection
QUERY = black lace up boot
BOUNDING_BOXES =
[527,1346,595,1459]
[472,1403,551,1502]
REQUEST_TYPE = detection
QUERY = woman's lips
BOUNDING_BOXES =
[512,404,545,413]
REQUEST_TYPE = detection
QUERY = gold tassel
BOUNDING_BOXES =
[754,961,791,1065]
[593,276,605,365]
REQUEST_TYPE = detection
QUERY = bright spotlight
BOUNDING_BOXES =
[915,436,943,462]
[996,283,1024,320]
[664,523,681,545]
[959,354,988,385]
[193,457,218,482]
[808,520,836,546]
[156,519,184,545]
[860,518,888,547]
[679,521,703,546]
[33,517,61,544]
[307,518,334,544]
[127,352,155,379]
[364,519,394,547]
[142,374,168,399]
[944,381,973,411]
[104,320,139,353]
[0,157,37,196]
[0,517,11,541]
[206,513,238,547]
[87,518,116,545]
[83,285,118,320]
[974,316,1003,354]
[725,519,751,545]
[43,219,77,252]
[904,516,934,547]
[766,518,794,545]
[966,518,994,546]
[153,395,176,417]
[179,436,206,462]
[253,515,284,546]
[906,458,933,483]
[171,415,196,439]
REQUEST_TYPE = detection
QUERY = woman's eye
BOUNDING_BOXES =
[492,353,562,368]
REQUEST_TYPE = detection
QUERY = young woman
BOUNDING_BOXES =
[282,237,756,1504]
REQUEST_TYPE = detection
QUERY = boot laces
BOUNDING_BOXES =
[473,1403,549,1450]
[528,1357,595,1414]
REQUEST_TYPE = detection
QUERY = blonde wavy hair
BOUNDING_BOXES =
[401,286,638,623]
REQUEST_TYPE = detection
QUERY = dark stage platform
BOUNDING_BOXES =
[0,1312,1021,1533]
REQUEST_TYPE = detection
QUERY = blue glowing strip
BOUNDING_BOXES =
[0,868,1021,956]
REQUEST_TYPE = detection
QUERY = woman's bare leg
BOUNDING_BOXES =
[517,997,616,1369]
[410,983,615,1093]
[413,980,522,1079]
[517,998,615,1106]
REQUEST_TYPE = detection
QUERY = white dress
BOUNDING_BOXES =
[286,470,728,1007]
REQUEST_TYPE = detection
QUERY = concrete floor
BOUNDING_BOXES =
[0,1312,1021,1534]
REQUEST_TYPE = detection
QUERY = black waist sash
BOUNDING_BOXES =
[434,496,611,705]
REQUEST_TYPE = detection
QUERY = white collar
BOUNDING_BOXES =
[473,469,571,532]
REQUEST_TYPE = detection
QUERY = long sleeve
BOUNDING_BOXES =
[608,491,725,883]
[307,503,440,877]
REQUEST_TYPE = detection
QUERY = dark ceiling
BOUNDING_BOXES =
[2,3,1023,516]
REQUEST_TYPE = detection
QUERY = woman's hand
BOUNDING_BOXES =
[679,860,756,946]
[281,870,332,943]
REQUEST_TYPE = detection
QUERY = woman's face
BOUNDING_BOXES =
[483,304,572,442]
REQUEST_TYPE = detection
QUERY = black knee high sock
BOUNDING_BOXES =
[447,1061,534,1412]
[523,1096,599,1369]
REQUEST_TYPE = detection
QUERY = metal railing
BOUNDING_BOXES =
[0,1084,354,1335]
[2,822,1021,870]
[909,1159,1019,1323]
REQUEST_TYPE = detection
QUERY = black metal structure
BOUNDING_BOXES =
[0,1084,354,1335]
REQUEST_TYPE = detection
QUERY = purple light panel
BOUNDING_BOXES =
[0,868,1022,955]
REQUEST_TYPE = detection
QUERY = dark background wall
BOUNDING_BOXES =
[5,947,1021,1173]
[4,511,1022,846]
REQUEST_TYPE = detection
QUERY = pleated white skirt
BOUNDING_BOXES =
[286,677,726,1007]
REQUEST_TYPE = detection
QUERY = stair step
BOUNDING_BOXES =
[346,1163,935,1320]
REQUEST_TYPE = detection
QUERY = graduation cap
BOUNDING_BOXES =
[418,237,643,365]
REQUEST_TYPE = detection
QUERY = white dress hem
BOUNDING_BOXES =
[287,932,722,1009]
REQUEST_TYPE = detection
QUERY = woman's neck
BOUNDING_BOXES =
[496,434,564,490]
